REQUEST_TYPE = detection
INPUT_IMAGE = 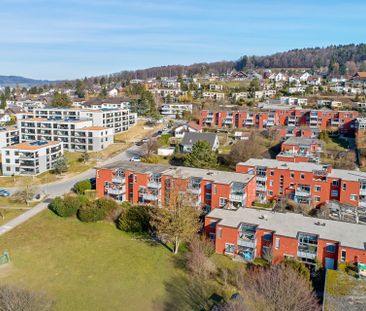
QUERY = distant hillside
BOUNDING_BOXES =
[0,75,55,87]
[106,43,366,81]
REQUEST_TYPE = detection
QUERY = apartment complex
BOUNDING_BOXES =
[17,106,137,152]
[96,162,256,210]
[276,137,323,163]
[19,118,113,152]
[31,107,137,133]
[159,103,193,117]
[0,127,19,149]
[205,207,366,269]
[2,140,63,176]
[199,109,359,134]
[236,158,366,208]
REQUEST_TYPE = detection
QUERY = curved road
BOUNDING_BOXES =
[0,144,144,236]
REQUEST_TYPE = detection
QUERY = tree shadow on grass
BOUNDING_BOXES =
[153,275,216,311]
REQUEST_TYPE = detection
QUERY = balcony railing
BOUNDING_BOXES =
[256,175,267,182]
[106,186,125,195]
[360,188,366,196]
[295,188,311,197]
[256,184,266,192]
[112,176,125,184]
[147,180,161,189]
[237,239,256,248]
[229,193,246,203]
[297,250,316,260]
[188,186,201,195]
[143,193,158,201]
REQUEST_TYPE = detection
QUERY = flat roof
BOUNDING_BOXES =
[283,137,323,146]
[207,207,366,250]
[5,140,61,151]
[80,126,108,131]
[23,117,89,123]
[98,162,254,185]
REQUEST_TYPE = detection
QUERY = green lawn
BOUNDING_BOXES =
[0,211,182,311]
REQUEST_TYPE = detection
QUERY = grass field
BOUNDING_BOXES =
[0,211,183,311]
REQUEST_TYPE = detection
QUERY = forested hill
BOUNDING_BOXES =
[234,44,366,74]
[110,43,366,80]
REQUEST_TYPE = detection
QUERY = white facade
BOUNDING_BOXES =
[160,103,192,117]
[2,140,64,176]
[19,118,114,152]
[202,92,225,100]
[0,127,20,149]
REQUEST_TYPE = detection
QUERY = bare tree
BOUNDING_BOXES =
[0,284,53,311]
[13,177,39,207]
[228,264,321,311]
[227,131,266,166]
[186,235,216,280]
[150,178,200,254]
[144,138,159,157]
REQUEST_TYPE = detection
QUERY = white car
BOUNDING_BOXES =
[130,155,141,162]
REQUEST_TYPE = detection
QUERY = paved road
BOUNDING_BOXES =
[0,143,144,236]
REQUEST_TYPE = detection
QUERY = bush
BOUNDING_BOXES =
[77,201,105,222]
[117,204,151,232]
[49,195,87,217]
[77,198,119,223]
[74,180,92,195]
[283,258,310,282]
[48,197,66,217]
[142,155,160,164]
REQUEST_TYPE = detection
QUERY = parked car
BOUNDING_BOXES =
[135,140,144,146]
[0,189,10,197]
[130,155,141,162]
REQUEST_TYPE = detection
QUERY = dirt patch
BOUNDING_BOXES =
[0,263,14,278]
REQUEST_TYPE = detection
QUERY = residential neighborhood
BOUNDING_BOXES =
[0,1,366,310]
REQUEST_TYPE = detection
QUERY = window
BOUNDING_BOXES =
[270,170,274,176]
[219,197,227,207]
[331,190,339,197]
[290,172,295,178]
[332,180,339,187]
[342,183,346,191]
[350,194,358,201]
[300,173,305,179]
[209,220,217,229]
[341,250,346,262]
[269,181,273,187]
[314,196,320,202]
[326,244,336,253]
[5,159,10,164]
[5,151,9,156]
[268,190,273,196]
[218,228,222,239]
[209,232,216,241]
[314,186,321,192]
[289,183,294,189]
[275,238,280,250]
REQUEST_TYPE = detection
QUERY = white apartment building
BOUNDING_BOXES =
[31,107,136,133]
[2,140,63,176]
[159,103,193,117]
[19,118,114,152]
[202,92,225,100]
[0,127,19,149]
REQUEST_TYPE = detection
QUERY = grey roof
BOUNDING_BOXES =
[239,158,328,173]
[330,169,366,182]
[181,132,218,148]
[283,137,323,146]
[207,207,366,250]
[98,162,254,185]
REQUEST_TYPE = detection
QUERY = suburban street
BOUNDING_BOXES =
[0,143,145,236]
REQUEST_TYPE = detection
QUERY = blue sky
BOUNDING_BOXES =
[0,0,365,80]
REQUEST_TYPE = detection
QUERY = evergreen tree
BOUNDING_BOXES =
[184,141,218,169]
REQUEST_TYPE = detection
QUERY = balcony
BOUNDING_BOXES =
[256,184,266,192]
[359,201,366,208]
[297,250,317,260]
[255,175,267,182]
[360,188,366,196]
[143,193,158,201]
[188,186,201,195]
[148,180,161,189]
[106,186,125,195]
[230,192,246,203]
[295,188,311,197]
[237,238,256,248]
[112,176,125,184]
